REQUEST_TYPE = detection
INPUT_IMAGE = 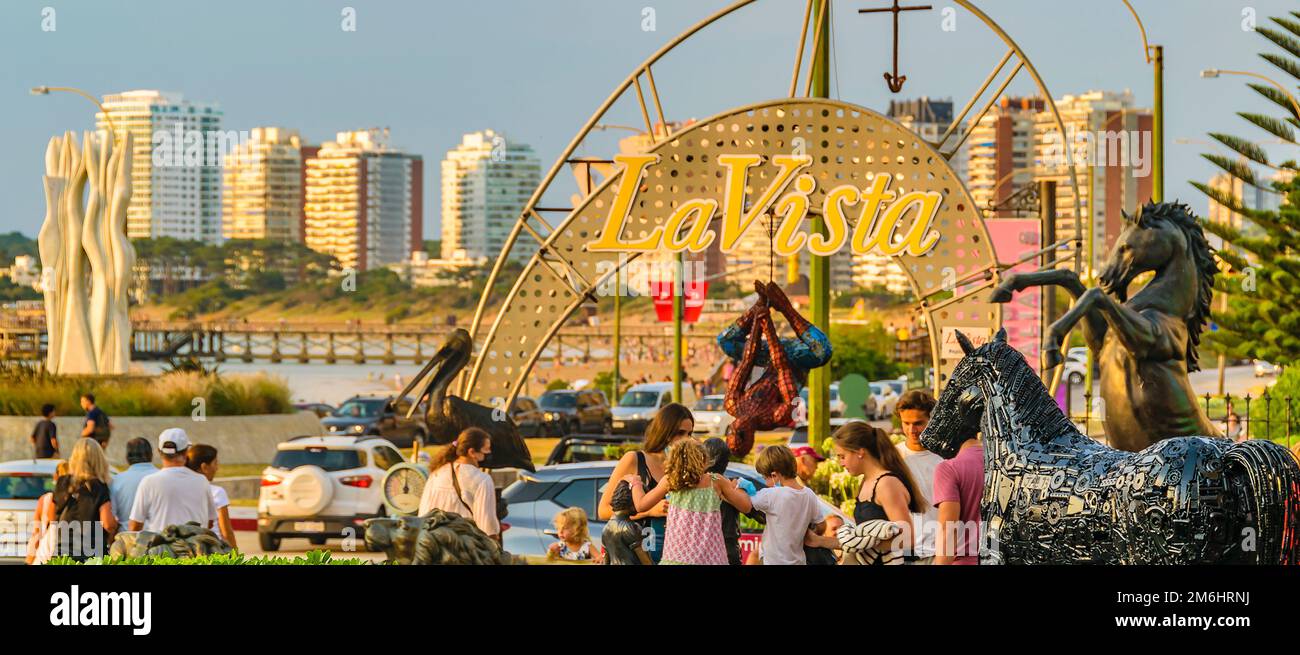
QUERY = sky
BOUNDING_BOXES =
[1,0,1295,241]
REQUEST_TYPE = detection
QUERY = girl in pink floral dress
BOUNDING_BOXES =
[626,439,747,565]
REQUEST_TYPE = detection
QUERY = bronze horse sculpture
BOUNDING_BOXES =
[991,201,1220,451]
[922,329,1300,564]
[397,328,533,471]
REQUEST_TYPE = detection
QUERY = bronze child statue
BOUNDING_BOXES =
[602,481,652,565]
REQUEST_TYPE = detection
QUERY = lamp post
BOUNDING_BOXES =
[30,86,117,140]
[1121,0,1162,202]
[1200,69,1300,121]
[807,0,833,447]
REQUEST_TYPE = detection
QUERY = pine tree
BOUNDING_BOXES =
[1194,12,1300,365]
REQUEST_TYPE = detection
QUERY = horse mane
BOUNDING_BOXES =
[1131,201,1218,371]
[985,340,1079,441]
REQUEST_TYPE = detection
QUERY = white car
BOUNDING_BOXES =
[1063,348,1089,386]
[798,383,846,418]
[692,395,734,437]
[612,382,696,435]
[0,459,60,562]
[1255,360,1280,377]
[257,435,407,552]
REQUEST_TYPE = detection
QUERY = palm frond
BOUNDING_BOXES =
[1258,26,1300,59]
[1259,52,1300,84]
[1201,153,1261,187]
[1248,83,1300,123]
[1208,132,1271,165]
[1273,15,1300,40]
[1239,111,1297,142]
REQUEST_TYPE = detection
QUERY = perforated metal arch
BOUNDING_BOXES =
[463,98,1000,406]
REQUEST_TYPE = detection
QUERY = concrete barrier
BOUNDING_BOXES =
[0,412,323,466]
[213,475,262,501]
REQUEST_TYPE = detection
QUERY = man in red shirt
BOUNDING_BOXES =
[932,435,983,564]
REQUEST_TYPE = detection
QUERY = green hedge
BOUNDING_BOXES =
[0,367,293,416]
[45,550,373,565]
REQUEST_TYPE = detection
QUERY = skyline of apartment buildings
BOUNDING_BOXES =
[96,90,225,243]
[303,129,423,271]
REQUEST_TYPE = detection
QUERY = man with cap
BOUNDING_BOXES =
[109,437,159,525]
[127,428,216,534]
[790,445,824,485]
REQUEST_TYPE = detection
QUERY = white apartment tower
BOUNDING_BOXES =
[304,129,423,271]
[440,130,541,263]
[96,90,225,242]
[222,127,315,242]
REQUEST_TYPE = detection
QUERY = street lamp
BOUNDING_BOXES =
[1200,69,1300,122]
[30,85,117,139]
[1121,0,1163,201]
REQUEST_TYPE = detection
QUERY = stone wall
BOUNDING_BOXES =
[0,412,323,466]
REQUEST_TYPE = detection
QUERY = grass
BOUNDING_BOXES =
[0,368,293,417]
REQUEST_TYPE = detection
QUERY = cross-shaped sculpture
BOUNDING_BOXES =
[859,0,932,93]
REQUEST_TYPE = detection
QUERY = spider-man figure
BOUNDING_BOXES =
[718,281,832,456]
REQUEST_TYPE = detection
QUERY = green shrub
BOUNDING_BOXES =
[546,379,570,391]
[45,550,373,565]
[0,369,293,416]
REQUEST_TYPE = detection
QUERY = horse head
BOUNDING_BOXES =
[921,329,1005,459]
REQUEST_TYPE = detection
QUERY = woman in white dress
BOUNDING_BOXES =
[417,428,499,541]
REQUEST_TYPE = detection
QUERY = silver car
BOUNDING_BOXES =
[501,460,847,558]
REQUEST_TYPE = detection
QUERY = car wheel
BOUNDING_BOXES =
[1068,372,1085,386]
[259,532,280,552]
[308,535,327,546]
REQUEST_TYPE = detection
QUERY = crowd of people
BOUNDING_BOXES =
[25,399,230,564]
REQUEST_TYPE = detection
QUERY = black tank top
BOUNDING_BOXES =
[635,451,666,563]
[853,471,912,524]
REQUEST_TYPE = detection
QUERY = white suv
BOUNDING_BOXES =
[257,435,407,551]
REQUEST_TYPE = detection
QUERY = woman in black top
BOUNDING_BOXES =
[597,403,695,564]
[52,438,118,560]
[831,423,925,564]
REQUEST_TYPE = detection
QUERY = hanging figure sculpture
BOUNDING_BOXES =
[718,281,831,457]
[990,201,1220,451]
[922,329,1300,565]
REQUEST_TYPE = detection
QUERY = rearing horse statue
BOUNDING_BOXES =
[991,201,1220,451]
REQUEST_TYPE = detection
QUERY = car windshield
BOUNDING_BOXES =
[0,473,54,500]
[870,383,886,395]
[539,393,576,408]
[619,391,660,408]
[694,397,725,412]
[333,399,386,418]
[557,443,620,464]
[271,448,362,472]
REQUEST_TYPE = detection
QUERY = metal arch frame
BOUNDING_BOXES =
[462,0,1083,400]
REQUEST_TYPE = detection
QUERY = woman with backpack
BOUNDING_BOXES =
[50,438,119,560]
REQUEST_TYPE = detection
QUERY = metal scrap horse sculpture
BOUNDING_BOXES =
[991,201,1220,451]
[921,328,1300,564]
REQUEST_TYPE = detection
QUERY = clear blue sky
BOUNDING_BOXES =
[1,0,1294,241]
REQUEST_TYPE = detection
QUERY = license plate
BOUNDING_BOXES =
[293,521,325,532]
[613,421,625,428]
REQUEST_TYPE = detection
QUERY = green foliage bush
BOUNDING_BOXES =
[829,322,906,382]
[0,368,292,416]
[546,379,570,391]
[46,550,372,565]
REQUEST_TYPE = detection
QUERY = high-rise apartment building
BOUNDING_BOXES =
[440,130,541,263]
[303,129,423,271]
[222,127,314,242]
[1033,90,1153,266]
[966,96,1045,219]
[96,90,225,243]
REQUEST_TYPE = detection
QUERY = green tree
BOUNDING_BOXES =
[1195,11,1300,365]
[828,321,905,381]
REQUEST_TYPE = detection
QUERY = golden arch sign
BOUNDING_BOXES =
[463,98,1005,405]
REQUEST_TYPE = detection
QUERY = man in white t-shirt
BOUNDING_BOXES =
[895,390,942,563]
[128,428,215,534]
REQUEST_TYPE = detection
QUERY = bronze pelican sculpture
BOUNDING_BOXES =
[397,328,534,471]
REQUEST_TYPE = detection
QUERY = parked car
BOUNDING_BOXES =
[788,417,866,448]
[611,382,696,435]
[321,395,427,448]
[257,435,407,551]
[691,394,734,437]
[867,381,899,420]
[0,458,60,562]
[501,460,848,559]
[294,403,336,419]
[544,434,641,466]
[798,383,845,418]
[539,389,613,435]
[1255,360,1280,377]
[511,396,562,437]
[1062,348,1090,386]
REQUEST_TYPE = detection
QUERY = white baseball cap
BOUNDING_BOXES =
[158,428,191,455]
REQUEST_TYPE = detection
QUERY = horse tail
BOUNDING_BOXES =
[1224,439,1300,565]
